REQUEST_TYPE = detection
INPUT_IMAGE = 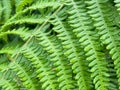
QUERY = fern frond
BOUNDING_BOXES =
[0,71,20,90]
[50,9,92,90]
[106,53,119,90]
[28,1,61,10]
[14,18,46,25]
[66,0,110,90]
[109,4,120,27]
[16,0,33,12]
[34,25,76,90]
[1,0,62,32]
[0,0,120,90]
[0,27,32,41]
[114,0,120,15]
[0,42,21,55]
[0,43,40,90]
[86,0,120,89]
[10,55,38,90]
[1,15,48,31]
[21,40,58,90]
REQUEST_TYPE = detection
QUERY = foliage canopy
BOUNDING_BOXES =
[0,0,120,90]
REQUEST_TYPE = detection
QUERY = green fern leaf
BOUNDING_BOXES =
[21,40,58,90]
[86,0,120,89]
[34,25,76,90]
[50,8,92,90]
[10,55,38,90]
[0,71,20,90]
[66,0,110,90]
[0,0,120,90]
[16,0,33,12]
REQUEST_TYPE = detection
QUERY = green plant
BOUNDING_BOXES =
[0,0,120,90]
